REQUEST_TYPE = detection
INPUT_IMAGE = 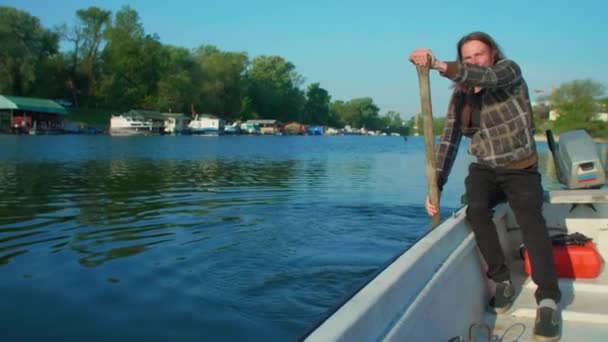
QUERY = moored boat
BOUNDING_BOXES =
[163,114,191,135]
[188,114,224,135]
[109,115,154,136]
[303,130,608,341]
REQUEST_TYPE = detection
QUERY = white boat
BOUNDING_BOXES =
[304,130,608,341]
[163,115,190,135]
[240,122,261,135]
[109,115,153,136]
[224,122,241,135]
[188,114,224,135]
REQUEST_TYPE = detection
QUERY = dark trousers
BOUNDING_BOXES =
[465,163,561,304]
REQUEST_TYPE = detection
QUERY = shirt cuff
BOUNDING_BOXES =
[440,61,460,80]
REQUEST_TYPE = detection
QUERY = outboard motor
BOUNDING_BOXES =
[543,130,608,275]
[546,129,605,190]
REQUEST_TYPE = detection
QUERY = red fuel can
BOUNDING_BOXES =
[523,241,603,279]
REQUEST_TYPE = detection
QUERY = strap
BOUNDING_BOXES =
[550,232,592,246]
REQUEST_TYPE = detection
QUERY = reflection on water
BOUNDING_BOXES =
[0,135,433,341]
[0,159,303,267]
[0,135,606,341]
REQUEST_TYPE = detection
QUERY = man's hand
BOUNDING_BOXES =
[425,195,438,217]
[409,48,447,73]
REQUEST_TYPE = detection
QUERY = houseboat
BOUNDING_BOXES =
[163,114,190,135]
[188,114,224,135]
[240,122,261,135]
[245,119,280,135]
[109,115,154,136]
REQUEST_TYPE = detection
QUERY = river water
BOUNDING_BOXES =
[0,135,600,341]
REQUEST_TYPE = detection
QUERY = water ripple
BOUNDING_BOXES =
[0,136,576,341]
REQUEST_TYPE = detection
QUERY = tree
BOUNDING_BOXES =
[30,54,71,100]
[100,6,166,110]
[382,110,403,127]
[0,7,59,96]
[330,97,381,130]
[550,79,606,134]
[380,110,409,135]
[58,7,111,107]
[192,45,249,120]
[77,7,111,106]
[156,45,197,113]
[329,100,352,127]
[238,96,256,121]
[304,83,331,125]
[407,113,444,136]
[245,55,305,122]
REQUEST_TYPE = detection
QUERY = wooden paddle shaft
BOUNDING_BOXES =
[415,55,441,228]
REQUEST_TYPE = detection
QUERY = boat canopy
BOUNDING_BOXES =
[0,95,67,115]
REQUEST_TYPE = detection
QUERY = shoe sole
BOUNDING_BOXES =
[487,304,511,314]
[533,333,559,341]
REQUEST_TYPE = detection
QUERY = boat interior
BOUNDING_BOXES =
[479,192,608,341]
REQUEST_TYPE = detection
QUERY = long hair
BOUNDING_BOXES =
[452,32,506,113]
[456,31,505,65]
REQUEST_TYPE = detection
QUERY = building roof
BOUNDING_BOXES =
[124,109,166,120]
[246,119,277,125]
[161,112,190,118]
[0,95,67,115]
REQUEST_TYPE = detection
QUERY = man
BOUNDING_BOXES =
[409,32,561,341]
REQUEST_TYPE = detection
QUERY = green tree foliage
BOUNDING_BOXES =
[71,7,111,106]
[0,6,59,96]
[100,6,166,110]
[245,55,305,122]
[432,116,446,135]
[380,110,409,135]
[599,97,608,110]
[5,5,414,132]
[330,97,381,130]
[407,113,444,136]
[192,46,248,120]
[30,54,70,100]
[304,83,331,125]
[57,7,111,107]
[238,96,256,121]
[156,45,197,114]
[550,79,606,134]
[382,110,401,126]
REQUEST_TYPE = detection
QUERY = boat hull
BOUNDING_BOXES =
[304,205,494,341]
[304,195,608,341]
[109,127,153,136]
[189,128,222,136]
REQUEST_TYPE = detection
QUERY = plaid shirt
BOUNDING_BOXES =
[435,59,537,190]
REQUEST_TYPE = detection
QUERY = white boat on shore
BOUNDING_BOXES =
[303,130,608,341]
[109,115,154,136]
[163,115,190,135]
[188,114,224,135]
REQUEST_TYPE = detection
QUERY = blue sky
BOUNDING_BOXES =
[3,0,607,119]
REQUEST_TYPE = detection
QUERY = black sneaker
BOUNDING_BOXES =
[533,307,560,341]
[488,281,515,314]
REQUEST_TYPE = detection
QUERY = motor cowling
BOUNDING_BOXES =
[547,129,605,190]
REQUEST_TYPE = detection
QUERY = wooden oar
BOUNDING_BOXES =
[415,54,440,228]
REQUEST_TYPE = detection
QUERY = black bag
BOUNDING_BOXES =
[519,232,592,259]
[549,232,592,246]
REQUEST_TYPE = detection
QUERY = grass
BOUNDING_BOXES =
[66,108,115,129]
